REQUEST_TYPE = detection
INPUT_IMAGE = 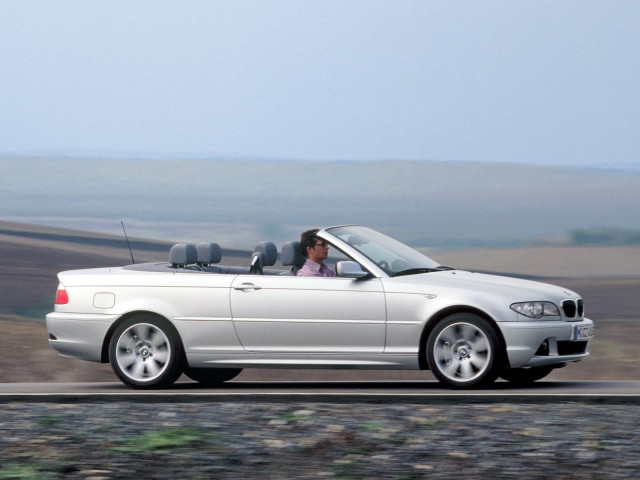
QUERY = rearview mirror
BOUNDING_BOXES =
[336,261,369,279]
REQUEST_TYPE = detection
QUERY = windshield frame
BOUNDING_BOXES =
[323,225,441,277]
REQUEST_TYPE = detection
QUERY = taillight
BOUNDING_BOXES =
[55,285,69,305]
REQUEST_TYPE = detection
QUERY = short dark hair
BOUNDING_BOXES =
[300,229,320,258]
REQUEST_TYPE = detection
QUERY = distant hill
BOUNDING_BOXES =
[1,156,639,249]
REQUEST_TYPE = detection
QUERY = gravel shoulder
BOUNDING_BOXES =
[2,401,639,479]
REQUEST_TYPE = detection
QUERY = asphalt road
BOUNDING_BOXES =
[1,380,639,403]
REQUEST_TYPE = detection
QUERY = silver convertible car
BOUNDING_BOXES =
[46,225,594,389]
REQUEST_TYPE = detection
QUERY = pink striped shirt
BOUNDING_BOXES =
[296,259,337,277]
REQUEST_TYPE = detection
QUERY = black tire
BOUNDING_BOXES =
[183,367,243,386]
[500,366,555,385]
[109,315,184,389]
[426,313,501,389]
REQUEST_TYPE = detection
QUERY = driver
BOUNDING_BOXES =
[296,229,337,277]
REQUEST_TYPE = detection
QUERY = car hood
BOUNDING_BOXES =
[383,270,579,302]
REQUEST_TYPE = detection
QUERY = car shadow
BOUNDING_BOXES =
[162,379,588,391]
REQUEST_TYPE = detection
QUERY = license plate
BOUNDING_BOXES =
[573,324,594,341]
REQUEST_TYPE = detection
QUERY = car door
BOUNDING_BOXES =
[230,274,386,353]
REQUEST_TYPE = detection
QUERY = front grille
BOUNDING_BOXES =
[562,299,584,319]
[562,300,576,318]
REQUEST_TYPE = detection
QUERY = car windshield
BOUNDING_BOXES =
[326,226,445,276]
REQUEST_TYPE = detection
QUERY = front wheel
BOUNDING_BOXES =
[426,313,502,389]
[109,315,184,389]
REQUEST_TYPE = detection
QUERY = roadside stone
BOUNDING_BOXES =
[576,450,600,463]
[293,409,315,416]
[267,418,288,426]
[325,424,345,433]
[263,439,289,448]
[447,451,469,459]
[520,427,544,437]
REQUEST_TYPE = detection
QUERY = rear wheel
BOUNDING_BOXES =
[427,313,501,389]
[501,366,555,385]
[183,367,243,386]
[109,315,184,389]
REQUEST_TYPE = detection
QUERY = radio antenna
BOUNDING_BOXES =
[121,220,135,264]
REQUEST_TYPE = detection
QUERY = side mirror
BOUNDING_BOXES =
[336,261,369,279]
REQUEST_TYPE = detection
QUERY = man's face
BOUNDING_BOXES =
[307,239,329,263]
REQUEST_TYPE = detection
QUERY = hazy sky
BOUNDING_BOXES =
[1,1,638,169]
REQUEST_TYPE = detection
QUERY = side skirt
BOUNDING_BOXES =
[186,352,420,370]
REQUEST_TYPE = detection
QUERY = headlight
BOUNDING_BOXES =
[510,302,560,319]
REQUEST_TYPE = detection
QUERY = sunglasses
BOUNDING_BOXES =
[313,241,328,247]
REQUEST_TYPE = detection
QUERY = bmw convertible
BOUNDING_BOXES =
[46,225,594,389]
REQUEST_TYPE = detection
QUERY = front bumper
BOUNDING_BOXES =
[46,312,121,363]
[500,317,594,369]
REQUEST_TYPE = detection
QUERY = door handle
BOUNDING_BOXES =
[233,283,261,291]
